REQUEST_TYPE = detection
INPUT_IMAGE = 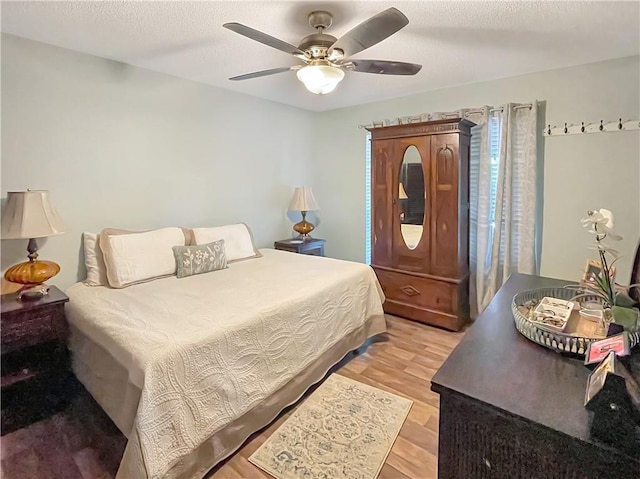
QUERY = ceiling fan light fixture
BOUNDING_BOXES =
[224,8,421,93]
[296,63,345,95]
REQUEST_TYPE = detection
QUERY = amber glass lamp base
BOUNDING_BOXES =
[4,238,60,288]
[293,211,315,238]
[4,260,60,286]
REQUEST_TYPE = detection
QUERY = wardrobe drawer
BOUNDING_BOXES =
[374,268,455,314]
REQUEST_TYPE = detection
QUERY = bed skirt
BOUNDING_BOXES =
[70,313,387,479]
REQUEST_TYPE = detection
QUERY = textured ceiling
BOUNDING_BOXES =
[2,1,639,112]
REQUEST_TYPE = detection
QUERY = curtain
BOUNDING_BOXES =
[392,103,539,314]
[474,103,539,313]
[363,102,539,314]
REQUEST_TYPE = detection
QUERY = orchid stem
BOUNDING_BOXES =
[595,223,615,306]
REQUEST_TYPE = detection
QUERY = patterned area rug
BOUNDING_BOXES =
[249,374,413,479]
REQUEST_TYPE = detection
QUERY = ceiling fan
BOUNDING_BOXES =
[223,7,422,95]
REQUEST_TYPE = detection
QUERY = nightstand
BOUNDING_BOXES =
[274,238,326,257]
[1,286,73,435]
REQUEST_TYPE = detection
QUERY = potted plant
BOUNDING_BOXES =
[568,209,639,333]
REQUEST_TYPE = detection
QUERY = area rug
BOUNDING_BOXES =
[249,374,413,479]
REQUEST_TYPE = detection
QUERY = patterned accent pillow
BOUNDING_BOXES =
[173,239,228,279]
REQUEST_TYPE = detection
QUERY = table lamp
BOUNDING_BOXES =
[1,190,66,298]
[399,182,408,200]
[288,186,320,238]
[398,182,408,221]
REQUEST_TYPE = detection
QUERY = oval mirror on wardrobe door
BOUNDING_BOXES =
[399,145,425,250]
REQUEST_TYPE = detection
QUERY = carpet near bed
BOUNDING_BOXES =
[249,374,412,479]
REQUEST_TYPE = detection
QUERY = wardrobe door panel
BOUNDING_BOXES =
[393,136,430,273]
[430,134,460,277]
[458,133,471,277]
[371,139,394,267]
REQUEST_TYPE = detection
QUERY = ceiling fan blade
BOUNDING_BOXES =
[223,23,305,57]
[229,66,298,81]
[328,8,409,58]
[348,60,422,75]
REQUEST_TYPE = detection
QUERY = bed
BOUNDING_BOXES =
[65,248,386,479]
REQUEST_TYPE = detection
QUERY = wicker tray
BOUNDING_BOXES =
[512,287,640,357]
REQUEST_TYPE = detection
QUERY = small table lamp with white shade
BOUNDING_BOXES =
[288,186,320,238]
[1,190,66,299]
[399,182,408,200]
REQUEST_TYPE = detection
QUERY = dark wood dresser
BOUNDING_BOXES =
[1,286,73,435]
[274,238,325,256]
[431,273,640,479]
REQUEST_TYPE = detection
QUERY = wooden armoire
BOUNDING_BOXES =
[367,118,474,331]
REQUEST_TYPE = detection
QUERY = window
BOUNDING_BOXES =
[469,112,502,272]
[364,117,503,269]
[363,108,538,313]
[364,133,372,265]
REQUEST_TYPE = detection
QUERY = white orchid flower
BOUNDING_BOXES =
[581,209,622,241]
[598,209,614,228]
[579,208,625,307]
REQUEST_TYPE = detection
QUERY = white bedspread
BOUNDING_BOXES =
[66,249,385,478]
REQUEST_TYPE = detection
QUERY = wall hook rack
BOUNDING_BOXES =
[544,119,640,136]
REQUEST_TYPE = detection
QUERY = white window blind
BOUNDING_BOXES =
[364,133,372,265]
[469,113,503,272]
[469,124,482,251]
[487,114,503,271]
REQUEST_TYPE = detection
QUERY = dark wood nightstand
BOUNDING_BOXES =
[274,238,326,257]
[1,286,73,435]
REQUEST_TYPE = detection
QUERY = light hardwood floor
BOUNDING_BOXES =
[0,316,464,479]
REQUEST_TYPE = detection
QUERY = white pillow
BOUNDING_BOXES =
[191,223,261,263]
[83,232,108,286]
[100,227,186,288]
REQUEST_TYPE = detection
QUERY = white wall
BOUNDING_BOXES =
[1,34,316,289]
[2,33,638,289]
[312,56,640,283]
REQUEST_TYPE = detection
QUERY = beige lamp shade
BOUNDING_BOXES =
[2,191,66,289]
[288,187,320,212]
[288,187,319,237]
[1,190,66,239]
[399,183,408,200]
